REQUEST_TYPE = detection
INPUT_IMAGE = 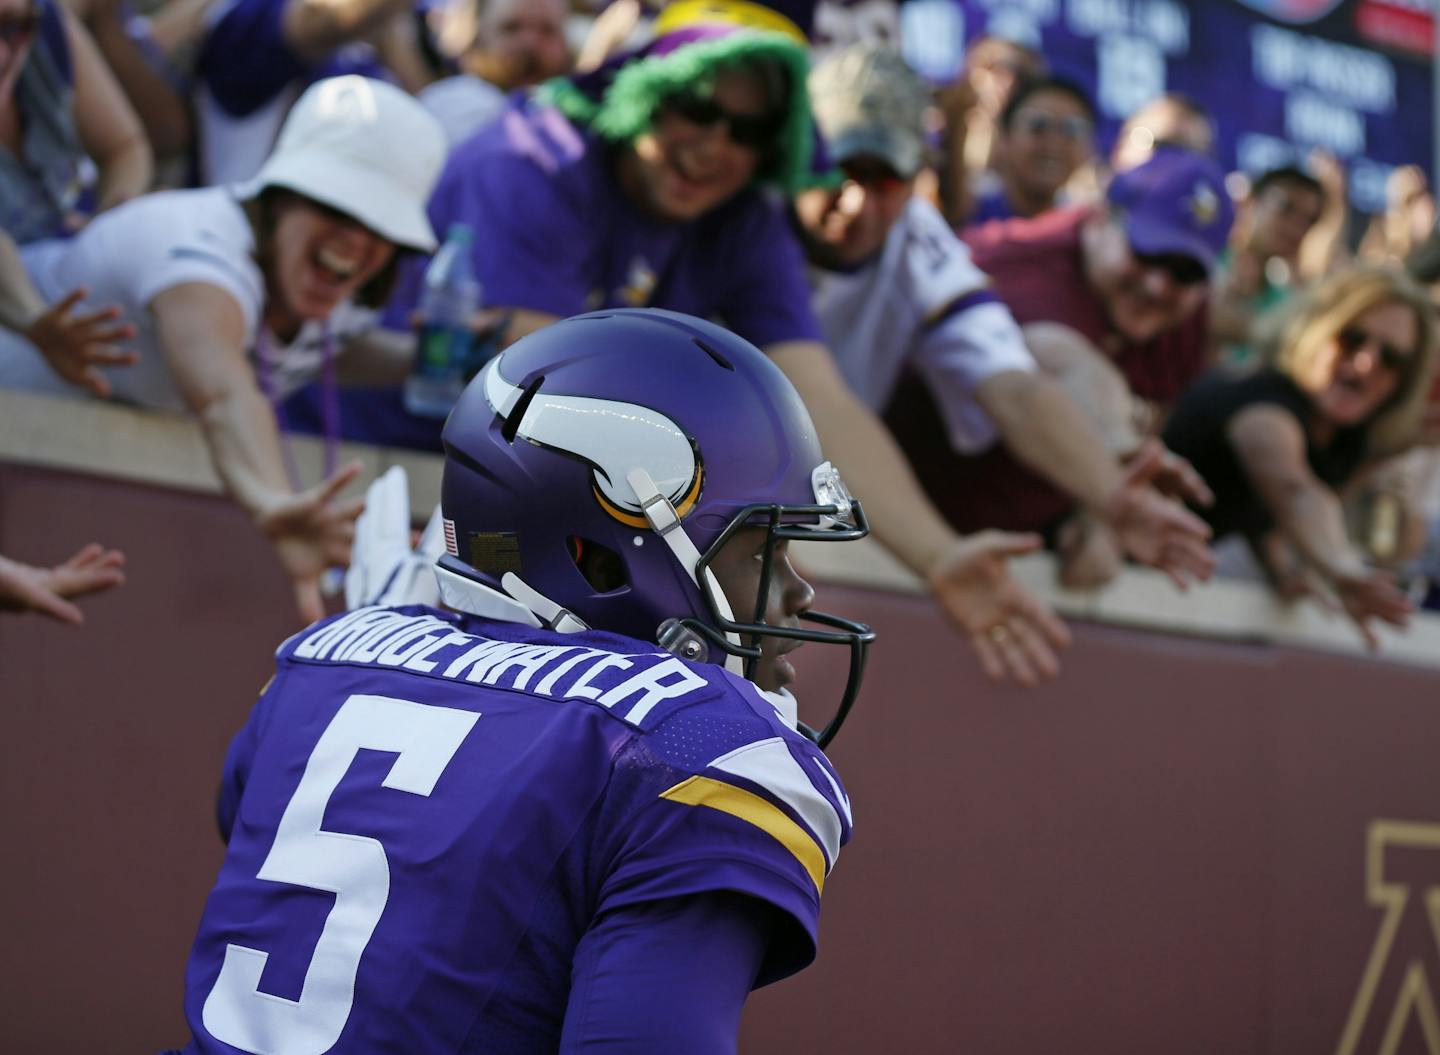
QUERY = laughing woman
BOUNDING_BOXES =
[1163,266,1438,648]
[0,75,447,621]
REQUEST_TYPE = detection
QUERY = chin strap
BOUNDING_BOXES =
[434,564,589,634]
[627,467,745,676]
[501,572,589,633]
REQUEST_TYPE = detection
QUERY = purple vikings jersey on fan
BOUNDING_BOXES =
[182,603,851,1054]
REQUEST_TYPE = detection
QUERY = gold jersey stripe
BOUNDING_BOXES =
[660,775,825,894]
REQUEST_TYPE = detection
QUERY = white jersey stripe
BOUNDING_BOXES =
[707,737,842,870]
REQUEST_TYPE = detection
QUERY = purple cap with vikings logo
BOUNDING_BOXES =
[1107,146,1236,274]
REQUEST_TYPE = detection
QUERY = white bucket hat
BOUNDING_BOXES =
[239,76,447,253]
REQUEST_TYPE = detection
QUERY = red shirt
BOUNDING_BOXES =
[885,206,1210,535]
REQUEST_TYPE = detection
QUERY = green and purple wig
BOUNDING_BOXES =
[538,0,830,194]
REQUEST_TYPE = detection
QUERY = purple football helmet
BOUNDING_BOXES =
[438,308,873,746]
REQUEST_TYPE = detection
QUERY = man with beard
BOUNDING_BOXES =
[887,147,1236,586]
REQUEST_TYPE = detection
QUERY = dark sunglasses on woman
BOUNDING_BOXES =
[1337,324,1411,372]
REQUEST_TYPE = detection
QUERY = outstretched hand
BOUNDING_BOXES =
[1332,565,1413,651]
[257,461,366,624]
[25,287,138,398]
[927,530,1073,686]
[0,543,126,625]
[1104,439,1217,589]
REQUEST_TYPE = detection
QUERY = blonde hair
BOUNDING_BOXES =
[1261,266,1438,457]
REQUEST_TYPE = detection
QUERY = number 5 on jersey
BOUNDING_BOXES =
[203,694,480,1055]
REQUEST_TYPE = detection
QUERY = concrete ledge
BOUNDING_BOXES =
[0,386,442,519]
[6,385,1438,669]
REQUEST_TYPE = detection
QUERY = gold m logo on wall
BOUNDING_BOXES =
[1337,820,1440,1055]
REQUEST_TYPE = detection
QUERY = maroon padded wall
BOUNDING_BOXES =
[4,463,1439,1054]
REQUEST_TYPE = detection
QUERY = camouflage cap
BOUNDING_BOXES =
[808,43,930,179]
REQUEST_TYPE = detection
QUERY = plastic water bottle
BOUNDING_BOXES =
[404,223,479,418]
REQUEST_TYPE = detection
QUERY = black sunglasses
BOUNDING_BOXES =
[661,89,783,150]
[1132,249,1208,287]
[1337,325,1411,372]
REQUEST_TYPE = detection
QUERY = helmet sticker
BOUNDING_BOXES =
[468,532,523,576]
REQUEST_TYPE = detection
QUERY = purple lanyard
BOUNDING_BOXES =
[254,323,340,490]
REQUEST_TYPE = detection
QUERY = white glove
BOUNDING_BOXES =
[344,466,445,609]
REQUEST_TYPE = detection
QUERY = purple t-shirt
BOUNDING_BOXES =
[387,96,822,348]
[180,604,850,1053]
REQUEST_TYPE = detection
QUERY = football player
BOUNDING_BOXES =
[172,308,873,1053]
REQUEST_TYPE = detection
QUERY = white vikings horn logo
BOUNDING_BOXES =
[482,356,704,528]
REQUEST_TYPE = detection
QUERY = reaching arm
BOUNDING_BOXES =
[367,9,437,94]
[975,368,1128,511]
[0,232,45,337]
[151,283,364,621]
[934,80,978,228]
[1228,403,1412,647]
[66,8,153,213]
[75,0,192,156]
[0,543,125,625]
[1298,151,1351,282]
[767,339,963,576]
[765,338,1071,683]
[146,0,221,55]
[1208,251,1267,347]
[1010,323,1215,585]
[0,231,137,396]
[575,0,641,74]
[974,367,1215,587]
[339,308,513,385]
[153,284,298,515]
[1020,322,1141,452]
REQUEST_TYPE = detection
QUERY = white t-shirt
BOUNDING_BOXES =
[810,195,1035,454]
[0,186,376,412]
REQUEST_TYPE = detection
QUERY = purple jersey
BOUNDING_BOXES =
[181,605,851,1054]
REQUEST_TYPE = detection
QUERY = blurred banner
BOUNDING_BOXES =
[899,0,1435,212]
